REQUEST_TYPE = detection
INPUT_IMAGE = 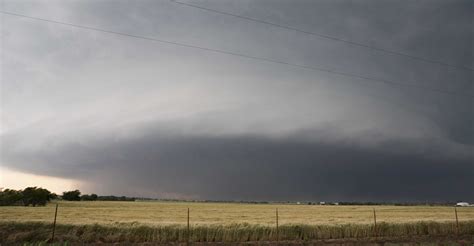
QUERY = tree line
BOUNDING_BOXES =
[0,187,56,206]
[2,187,462,207]
[0,187,135,206]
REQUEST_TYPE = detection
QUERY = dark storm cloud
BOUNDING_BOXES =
[1,0,473,201]
[2,124,473,202]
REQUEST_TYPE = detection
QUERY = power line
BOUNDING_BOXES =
[169,0,474,73]
[1,10,472,98]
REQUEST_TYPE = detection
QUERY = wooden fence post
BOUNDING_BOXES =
[276,208,279,243]
[455,207,459,237]
[373,208,377,238]
[51,203,59,242]
[187,207,190,244]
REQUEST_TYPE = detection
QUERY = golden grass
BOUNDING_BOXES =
[0,201,472,226]
[1,220,474,243]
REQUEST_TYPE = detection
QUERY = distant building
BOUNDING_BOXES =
[456,202,470,207]
[319,202,326,205]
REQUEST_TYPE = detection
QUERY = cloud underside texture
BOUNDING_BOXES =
[3,125,473,201]
[1,0,473,201]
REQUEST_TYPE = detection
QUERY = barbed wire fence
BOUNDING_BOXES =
[47,203,465,243]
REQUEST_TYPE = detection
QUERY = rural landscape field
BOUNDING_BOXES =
[2,0,473,244]
[1,201,474,243]
[2,201,474,225]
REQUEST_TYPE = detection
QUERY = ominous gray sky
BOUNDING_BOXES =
[1,0,473,202]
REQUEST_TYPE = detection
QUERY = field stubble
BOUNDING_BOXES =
[1,201,473,226]
[1,201,473,243]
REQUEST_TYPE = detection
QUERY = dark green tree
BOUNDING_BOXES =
[21,187,53,206]
[0,189,23,206]
[81,193,98,201]
[62,190,81,201]
[90,193,98,200]
[50,193,59,200]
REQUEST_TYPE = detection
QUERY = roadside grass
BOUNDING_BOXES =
[1,220,473,243]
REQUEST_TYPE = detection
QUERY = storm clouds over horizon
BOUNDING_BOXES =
[1,0,473,202]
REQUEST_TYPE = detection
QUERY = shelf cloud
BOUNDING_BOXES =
[1,0,473,201]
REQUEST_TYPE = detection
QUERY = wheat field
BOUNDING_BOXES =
[1,201,473,226]
[1,201,474,243]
